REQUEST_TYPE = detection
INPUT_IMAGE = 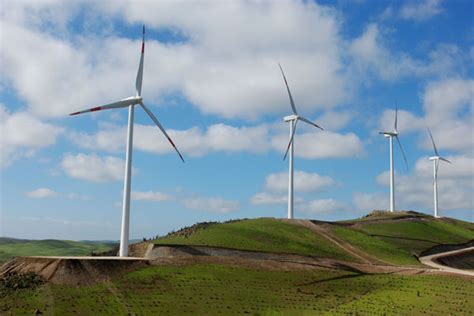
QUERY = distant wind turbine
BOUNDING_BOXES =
[427,127,451,218]
[379,106,408,212]
[69,26,184,257]
[279,64,324,219]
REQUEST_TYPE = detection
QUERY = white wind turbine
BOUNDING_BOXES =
[427,127,451,218]
[379,106,408,212]
[279,64,324,219]
[69,26,184,257]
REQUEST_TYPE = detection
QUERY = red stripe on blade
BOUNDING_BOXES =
[90,107,102,112]
[70,112,80,116]
[141,42,145,53]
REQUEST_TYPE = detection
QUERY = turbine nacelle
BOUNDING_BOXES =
[284,114,298,122]
[379,131,398,138]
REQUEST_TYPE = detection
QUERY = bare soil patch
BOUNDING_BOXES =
[0,256,149,286]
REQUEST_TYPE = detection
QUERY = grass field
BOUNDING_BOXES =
[330,225,421,265]
[0,238,116,263]
[1,264,473,315]
[353,218,474,255]
[330,215,474,266]
[155,218,356,261]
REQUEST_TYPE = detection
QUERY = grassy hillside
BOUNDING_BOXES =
[330,213,474,266]
[155,218,356,262]
[1,264,473,315]
[0,238,116,263]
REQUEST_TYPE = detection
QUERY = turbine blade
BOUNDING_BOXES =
[299,116,324,131]
[135,25,145,97]
[69,98,135,116]
[394,105,398,132]
[278,63,298,115]
[426,127,439,157]
[395,135,408,170]
[439,157,451,164]
[283,119,298,161]
[139,103,185,163]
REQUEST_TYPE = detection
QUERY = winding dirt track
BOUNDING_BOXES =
[418,246,474,277]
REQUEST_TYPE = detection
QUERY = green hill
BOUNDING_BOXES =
[155,218,356,262]
[0,238,116,263]
[1,212,473,315]
[329,212,474,265]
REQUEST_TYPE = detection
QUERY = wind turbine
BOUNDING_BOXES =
[379,106,408,212]
[69,26,184,257]
[279,64,324,219]
[427,127,451,218]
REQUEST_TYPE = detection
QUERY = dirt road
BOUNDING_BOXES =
[418,246,474,277]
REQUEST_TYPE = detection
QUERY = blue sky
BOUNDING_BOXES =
[1,0,472,240]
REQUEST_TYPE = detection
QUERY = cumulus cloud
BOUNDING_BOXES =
[183,197,240,213]
[272,130,364,159]
[25,188,58,198]
[353,192,389,211]
[378,108,425,134]
[24,188,90,200]
[61,153,126,182]
[250,192,287,205]
[69,122,272,157]
[349,24,465,82]
[399,0,443,21]
[132,191,174,202]
[264,171,336,193]
[1,1,352,120]
[376,78,473,157]
[299,198,347,214]
[69,121,364,159]
[375,154,474,211]
[250,171,339,212]
[0,105,62,167]
[317,110,353,131]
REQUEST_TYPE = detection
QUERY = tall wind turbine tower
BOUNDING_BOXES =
[427,127,451,218]
[379,107,408,212]
[278,64,324,219]
[69,26,184,257]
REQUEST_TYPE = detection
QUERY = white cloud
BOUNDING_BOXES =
[250,192,287,205]
[375,154,474,211]
[378,108,425,134]
[183,196,240,213]
[424,79,474,121]
[1,1,352,120]
[0,105,62,167]
[272,130,364,159]
[353,192,389,211]
[66,193,90,201]
[25,188,58,199]
[421,79,474,154]
[61,153,126,182]
[375,78,473,157]
[132,191,174,202]
[24,188,90,200]
[264,171,336,193]
[299,198,346,214]
[349,24,464,81]
[400,0,443,21]
[69,121,364,159]
[69,122,272,157]
[317,110,353,131]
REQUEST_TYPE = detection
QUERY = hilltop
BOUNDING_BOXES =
[1,211,473,314]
